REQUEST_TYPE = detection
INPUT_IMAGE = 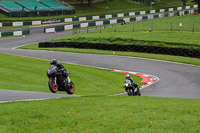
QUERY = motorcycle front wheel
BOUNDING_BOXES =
[127,89,133,96]
[48,78,58,93]
[66,81,75,94]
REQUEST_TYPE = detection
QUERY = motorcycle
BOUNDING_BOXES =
[47,65,75,94]
[124,79,141,96]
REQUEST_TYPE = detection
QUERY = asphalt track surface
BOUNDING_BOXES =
[0,29,200,102]
[0,23,70,33]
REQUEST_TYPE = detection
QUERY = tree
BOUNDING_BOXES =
[88,0,92,6]
[182,0,187,6]
[193,0,200,13]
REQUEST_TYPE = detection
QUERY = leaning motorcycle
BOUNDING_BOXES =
[47,65,75,94]
[124,79,141,96]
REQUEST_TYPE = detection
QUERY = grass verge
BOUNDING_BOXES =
[18,43,200,66]
[51,15,200,50]
[0,96,199,132]
[0,53,144,96]
[0,36,22,39]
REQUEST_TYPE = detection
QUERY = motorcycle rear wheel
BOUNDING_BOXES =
[66,81,75,94]
[48,78,58,93]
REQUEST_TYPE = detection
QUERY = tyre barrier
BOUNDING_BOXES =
[39,42,200,58]
[0,30,30,37]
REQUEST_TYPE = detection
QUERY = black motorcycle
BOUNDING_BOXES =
[124,79,141,96]
[47,65,75,94]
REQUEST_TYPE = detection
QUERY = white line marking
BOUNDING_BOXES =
[12,42,40,49]
[0,98,52,103]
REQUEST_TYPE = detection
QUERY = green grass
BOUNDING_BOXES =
[18,15,200,66]
[19,43,200,66]
[0,25,30,30]
[0,96,200,132]
[0,36,22,39]
[50,15,200,50]
[0,53,144,96]
[0,0,195,22]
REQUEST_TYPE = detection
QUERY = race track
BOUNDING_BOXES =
[0,30,200,102]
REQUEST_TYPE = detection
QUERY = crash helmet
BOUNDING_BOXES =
[50,59,57,65]
[125,74,130,79]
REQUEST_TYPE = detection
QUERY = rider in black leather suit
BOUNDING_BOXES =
[50,59,70,85]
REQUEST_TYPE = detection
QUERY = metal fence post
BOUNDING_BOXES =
[193,22,194,32]
[171,21,173,31]
[87,26,88,34]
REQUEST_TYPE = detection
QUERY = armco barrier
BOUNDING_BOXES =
[0,4,197,27]
[39,42,200,58]
[44,9,197,33]
[0,30,30,37]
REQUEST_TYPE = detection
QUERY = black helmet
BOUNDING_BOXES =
[50,59,57,65]
[125,74,130,79]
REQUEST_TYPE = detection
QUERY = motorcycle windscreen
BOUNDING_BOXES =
[48,65,58,75]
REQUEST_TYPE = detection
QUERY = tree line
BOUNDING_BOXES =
[77,0,200,13]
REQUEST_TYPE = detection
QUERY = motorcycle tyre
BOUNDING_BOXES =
[48,78,58,93]
[137,88,141,96]
[127,89,133,96]
[66,81,75,94]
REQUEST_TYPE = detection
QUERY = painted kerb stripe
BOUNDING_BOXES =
[140,11,146,15]
[13,31,22,36]
[186,6,190,9]
[64,25,73,30]
[65,18,73,22]
[136,16,142,21]
[123,18,130,23]
[110,19,117,24]
[150,10,156,14]
[79,17,86,21]
[117,13,124,17]
[129,12,135,16]
[177,7,182,10]
[45,28,55,33]
[92,16,100,20]
[148,15,154,20]
[160,9,165,12]
[13,22,23,26]
[169,8,174,11]
[96,21,103,26]
[80,23,88,28]
[105,15,112,19]
[32,21,41,25]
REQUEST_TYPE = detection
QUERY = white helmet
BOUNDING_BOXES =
[125,74,130,79]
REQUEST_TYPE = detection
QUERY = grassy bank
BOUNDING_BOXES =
[0,96,199,132]
[0,53,144,95]
[0,0,194,22]
[51,15,200,50]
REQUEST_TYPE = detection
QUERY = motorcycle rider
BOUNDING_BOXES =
[125,74,141,95]
[50,59,71,87]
